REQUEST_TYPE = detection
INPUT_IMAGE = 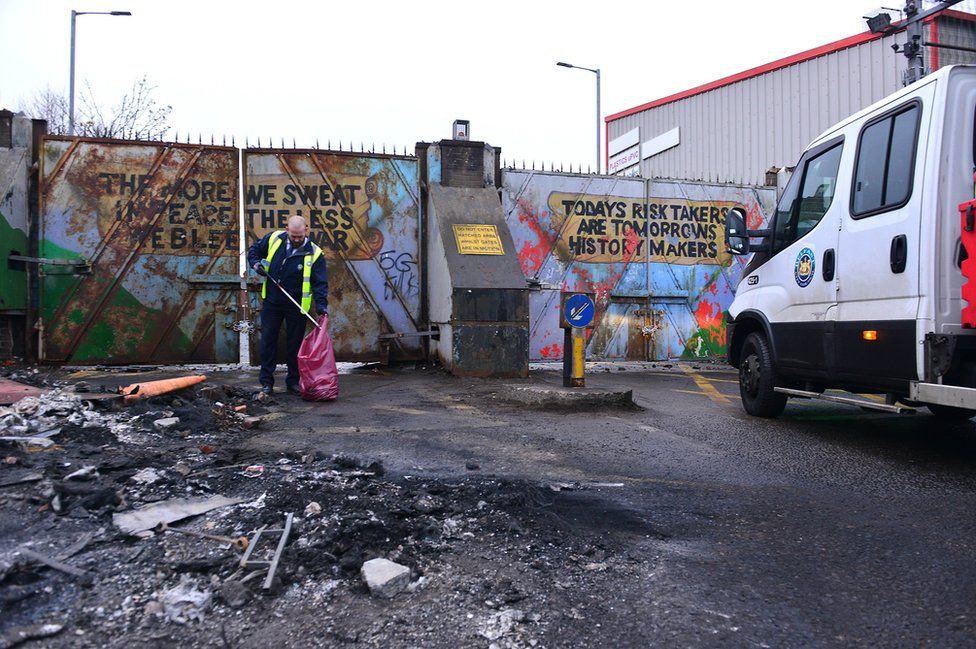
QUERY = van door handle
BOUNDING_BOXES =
[823,248,835,281]
[890,234,907,273]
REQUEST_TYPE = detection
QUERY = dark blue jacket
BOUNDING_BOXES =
[247,232,328,313]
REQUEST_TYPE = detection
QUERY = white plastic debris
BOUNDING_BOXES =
[130,468,162,485]
[478,609,525,641]
[159,577,212,624]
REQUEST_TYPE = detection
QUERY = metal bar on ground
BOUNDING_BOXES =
[262,512,293,591]
[774,387,909,413]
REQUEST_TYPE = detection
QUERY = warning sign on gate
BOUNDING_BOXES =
[453,224,504,255]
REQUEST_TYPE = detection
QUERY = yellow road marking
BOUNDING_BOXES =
[857,393,885,403]
[679,366,732,404]
[708,377,741,385]
[372,404,431,416]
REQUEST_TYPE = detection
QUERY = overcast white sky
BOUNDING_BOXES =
[0,0,967,168]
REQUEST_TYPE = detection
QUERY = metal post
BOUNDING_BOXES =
[557,61,602,173]
[67,10,132,136]
[68,10,77,136]
[563,327,586,388]
[595,69,601,174]
[904,1,924,85]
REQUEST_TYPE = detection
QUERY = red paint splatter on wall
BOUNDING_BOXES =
[515,198,557,277]
[745,203,766,231]
[539,343,562,358]
[694,298,726,348]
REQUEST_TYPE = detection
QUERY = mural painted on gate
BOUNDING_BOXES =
[501,170,774,361]
[244,151,422,362]
[0,146,30,312]
[39,138,241,364]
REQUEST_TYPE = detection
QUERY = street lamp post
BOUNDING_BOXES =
[69,9,132,136]
[557,61,601,173]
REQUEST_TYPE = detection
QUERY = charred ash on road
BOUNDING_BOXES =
[0,368,656,648]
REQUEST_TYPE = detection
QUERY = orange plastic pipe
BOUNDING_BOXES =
[119,375,207,403]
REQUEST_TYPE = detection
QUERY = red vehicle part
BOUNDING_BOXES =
[959,198,976,328]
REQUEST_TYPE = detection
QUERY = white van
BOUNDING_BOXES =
[725,64,976,419]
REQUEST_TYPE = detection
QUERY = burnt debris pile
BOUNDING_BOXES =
[0,373,648,648]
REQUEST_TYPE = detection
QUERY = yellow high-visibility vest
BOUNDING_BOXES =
[260,231,324,313]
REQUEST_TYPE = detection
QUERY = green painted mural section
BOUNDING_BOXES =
[39,238,195,363]
[0,209,28,310]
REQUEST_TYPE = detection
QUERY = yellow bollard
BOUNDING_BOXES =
[561,293,594,388]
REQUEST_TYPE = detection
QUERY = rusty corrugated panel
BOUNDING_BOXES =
[500,170,775,361]
[243,150,422,362]
[39,136,240,364]
[607,31,911,186]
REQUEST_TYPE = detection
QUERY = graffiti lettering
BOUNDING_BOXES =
[150,227,239,251]
[379,250,419,300]
[548,192,734,265]
[94,172,236,256]
[246,174,383,260]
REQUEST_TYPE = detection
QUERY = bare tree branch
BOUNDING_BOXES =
[18,77,172,140]
[17,86,70,135]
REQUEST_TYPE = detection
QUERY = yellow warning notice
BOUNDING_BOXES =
[453,224,504,255]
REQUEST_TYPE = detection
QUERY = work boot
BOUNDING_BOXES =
[260,385,273,396]
[286,383,301,395]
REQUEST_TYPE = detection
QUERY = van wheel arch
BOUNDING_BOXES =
[729,313,774,368]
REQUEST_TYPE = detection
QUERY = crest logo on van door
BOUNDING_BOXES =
[794,248,815,288]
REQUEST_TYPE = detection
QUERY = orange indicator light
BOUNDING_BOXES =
[862,330,878,341]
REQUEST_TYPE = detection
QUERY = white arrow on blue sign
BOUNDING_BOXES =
[565,294,595,328]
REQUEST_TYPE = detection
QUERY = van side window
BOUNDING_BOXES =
[772,142,844,253]
[851,102,920,217]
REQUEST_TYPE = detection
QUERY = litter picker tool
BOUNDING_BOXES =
[261,262,321,330]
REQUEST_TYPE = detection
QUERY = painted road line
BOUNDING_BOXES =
[679,366,732,405]
[372,404,432,416]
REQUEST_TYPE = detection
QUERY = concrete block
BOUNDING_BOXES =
[361,558,411,599]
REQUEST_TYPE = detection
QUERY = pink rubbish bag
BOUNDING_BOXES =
[297,314,339,401]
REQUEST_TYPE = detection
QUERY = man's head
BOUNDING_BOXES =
[286,215,308,246]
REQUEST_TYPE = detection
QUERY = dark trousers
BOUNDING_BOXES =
[259,301,306,388]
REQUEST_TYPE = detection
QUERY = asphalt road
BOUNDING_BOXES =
[242,362,976,647]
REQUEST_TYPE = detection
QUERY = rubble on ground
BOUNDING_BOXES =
[361,558,411,598]
[0,369,652,648]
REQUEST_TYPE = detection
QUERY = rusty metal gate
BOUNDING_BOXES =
[501,169,775,361]
[39,137,241,364]
[243,149,422,362]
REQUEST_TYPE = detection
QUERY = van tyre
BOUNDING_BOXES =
[926,403,976,421]
[739,332,788,418]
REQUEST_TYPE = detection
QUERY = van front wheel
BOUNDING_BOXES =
[739,332,787,418]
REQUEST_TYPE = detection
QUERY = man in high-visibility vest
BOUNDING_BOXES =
[247,215,328,395]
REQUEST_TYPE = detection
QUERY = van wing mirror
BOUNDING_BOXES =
[725,207,751,256]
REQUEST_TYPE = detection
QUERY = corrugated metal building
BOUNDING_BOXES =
[605,8,976,188]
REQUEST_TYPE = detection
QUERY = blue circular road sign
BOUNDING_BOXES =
[565,294,595,328]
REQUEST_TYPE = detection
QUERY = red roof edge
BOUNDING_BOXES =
[604,10,976,123]
[939,8,976,22]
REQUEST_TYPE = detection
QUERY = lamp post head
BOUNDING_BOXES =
[110,11,132,15]
[556,62,573,68]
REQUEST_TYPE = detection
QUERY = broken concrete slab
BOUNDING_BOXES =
[361,558,411,598]
[500,384,634,410]
[112,495,245,535]
[0,379,45,406]
[153,416,181,432]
